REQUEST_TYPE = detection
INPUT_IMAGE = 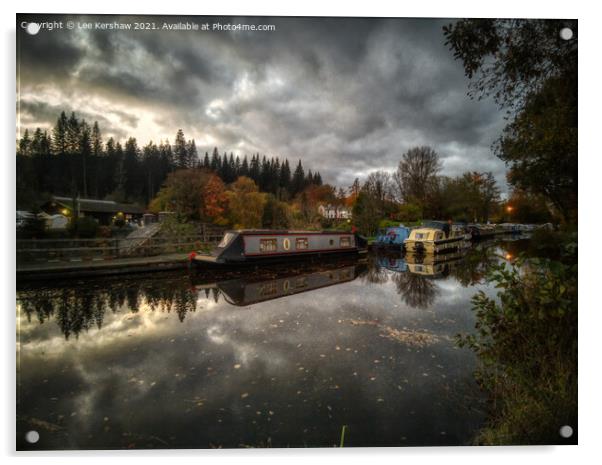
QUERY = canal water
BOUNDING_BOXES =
[16,239,527,449]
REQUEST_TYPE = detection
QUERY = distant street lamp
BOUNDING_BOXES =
[506,205,514,213]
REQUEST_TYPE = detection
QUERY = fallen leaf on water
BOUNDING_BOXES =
[29,417,63,432]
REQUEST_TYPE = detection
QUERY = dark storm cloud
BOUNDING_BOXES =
[16,14,508,191]
[19,100,133,141]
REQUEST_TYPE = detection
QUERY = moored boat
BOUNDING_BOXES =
[467,223,503,239]
[403,221,471,254]
[373,224,412,249]
[190,229,368,266]
[498,223,523,234]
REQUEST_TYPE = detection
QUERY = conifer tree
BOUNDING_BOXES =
[174,129,188,168]
[66,112,80,155]
[240,155,249,177]
[186,139,198,167]
[52,111,68,156]
[79,121,92,196]
[210,147,220,171]
[291,160,305,196]
[18,129,32,157]
[249,155,260,183]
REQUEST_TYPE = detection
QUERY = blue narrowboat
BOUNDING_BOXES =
[191,230,368,267]
[373,224,412,249]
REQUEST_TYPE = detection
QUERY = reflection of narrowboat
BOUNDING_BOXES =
[405,250,467,276]
[192,261,365,306]
[497,223,523,234]
[191,230,368,266]
[373,224,412,249]
[376,254,408,272]
[403,221,471,254]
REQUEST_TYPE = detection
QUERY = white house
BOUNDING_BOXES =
[318,204,352,219]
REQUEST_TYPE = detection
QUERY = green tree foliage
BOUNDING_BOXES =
[352,188,381,236]
[225,177,266,228]
[443,19,577,223]
[397,203,422,222]
[442,172,501,222]
[499,77,576,222]
[262,194,290,229]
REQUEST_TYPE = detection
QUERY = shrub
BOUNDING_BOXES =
[159,215,197,238]
[378,219,401,229]
[457,241,577,445]
[397,203,422,222]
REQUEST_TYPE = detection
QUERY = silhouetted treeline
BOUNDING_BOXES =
[16,111,322,209]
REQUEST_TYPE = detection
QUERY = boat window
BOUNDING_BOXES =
[296,238,309,250]
[415,233,425,240]
[340,236,351,247]
[435,232,443,240]
[218,232,236,248]
[259,238,277,252]
[329,239,334,246]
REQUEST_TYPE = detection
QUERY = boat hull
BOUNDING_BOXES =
[193,248,367,267]
[404,237,471,254]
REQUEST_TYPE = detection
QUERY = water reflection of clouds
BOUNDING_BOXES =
[17,269,489,448]
[16,272,484,370]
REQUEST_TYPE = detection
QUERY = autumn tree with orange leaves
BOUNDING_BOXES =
[148,169,227,222]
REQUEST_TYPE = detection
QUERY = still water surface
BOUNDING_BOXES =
[16,239,526,449]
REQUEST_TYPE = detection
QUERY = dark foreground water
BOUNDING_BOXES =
[16,239,526,450]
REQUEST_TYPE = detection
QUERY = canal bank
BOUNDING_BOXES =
[16,253,189,281]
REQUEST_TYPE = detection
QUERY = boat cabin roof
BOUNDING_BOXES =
[422,220,466,229]
[227,229,352,235]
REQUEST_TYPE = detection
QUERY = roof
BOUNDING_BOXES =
[229,229,352,235]
[47,196,145,214]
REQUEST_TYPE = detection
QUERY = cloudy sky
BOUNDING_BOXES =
[17,14,508,192]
